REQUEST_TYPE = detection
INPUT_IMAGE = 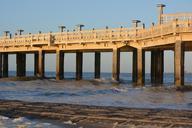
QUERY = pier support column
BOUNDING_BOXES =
[16,53,26,77]
[56,50,64,80]
[37,50,45,78]
[112,48,120,81]
[2,53,8,77]
[151,50,164,84]
[137,49,145,85]
[0,53,2,78]
[94,52,101,79]
[174,41,184,86]
[76,51,83,80]
[132,49,137,82]
[34,52,38,76]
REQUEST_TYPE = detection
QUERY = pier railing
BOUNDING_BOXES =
[0,19,192,47]
[161,13,192,23]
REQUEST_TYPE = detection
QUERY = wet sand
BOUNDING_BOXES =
[0,99,192,128]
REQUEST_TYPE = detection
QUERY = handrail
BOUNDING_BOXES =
[0,19,192,47]
[162,13,192,23]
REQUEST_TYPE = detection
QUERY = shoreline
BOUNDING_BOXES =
[0,99,192,127]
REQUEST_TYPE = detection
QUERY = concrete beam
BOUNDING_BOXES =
[112,48,120,81]
[76,51,83,80]
[94,52,101,79]
[174,41,184,86]
[56,50,64,80]
[16,53,26,77]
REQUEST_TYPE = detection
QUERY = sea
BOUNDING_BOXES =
[0,71,192,128]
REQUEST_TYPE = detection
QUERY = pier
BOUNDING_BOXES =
[0,4,192,86]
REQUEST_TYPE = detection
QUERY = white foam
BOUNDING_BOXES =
[0,116,9,120]
[12,117,26,123]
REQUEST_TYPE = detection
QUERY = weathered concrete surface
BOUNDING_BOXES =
[0,100,191,128]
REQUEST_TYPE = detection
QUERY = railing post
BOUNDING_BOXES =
[92,28,97,40]
[48,32,53,46]
[3,31,10,38]
[173,19,178,35]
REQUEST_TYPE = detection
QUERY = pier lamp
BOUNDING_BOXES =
[17,29,24,35]
[157,4,166,24]
[132,20,141,28]
[142,23,145,29]
[76,24,84,31]
[3,31,10,37]
[58,25,66,32]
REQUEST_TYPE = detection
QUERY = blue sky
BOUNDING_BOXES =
[0,0,192,73]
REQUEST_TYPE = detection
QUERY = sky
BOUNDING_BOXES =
[0,0,192,73]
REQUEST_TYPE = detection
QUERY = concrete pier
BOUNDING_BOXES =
[174,41,185,86]
[0,54,2,78]
[0,5,191,86]
[16,53,26,77]
[94,52,101,79]
[132,50,137,83]
[34,52,38,76]
[151,50,164,84]
[76,51,83,80]
[112,48,120,81]
[37,50,45,78]
[137,49,145,85]
[2,53,8,77]
[56,50,64,80]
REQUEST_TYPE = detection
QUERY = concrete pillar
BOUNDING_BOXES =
[94,52,101,79]
[0,53,2,78]
[38,50,45,78]
[2,53,8,77]
[56,50,64,80]
[174,41,184,86]
[112,48,120,81]
[16,53,26,77]
[151,50,164,84]
[76,51,83,80]
[137,49,145,85]
[34,52,38,76]
[132,49,137,82]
